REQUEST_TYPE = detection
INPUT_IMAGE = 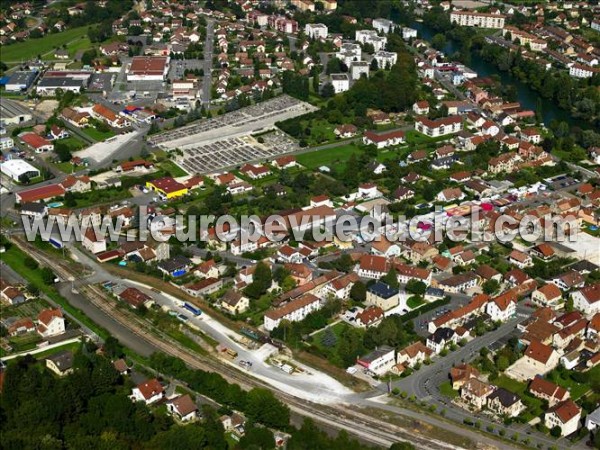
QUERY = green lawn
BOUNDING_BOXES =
[311,322,353,353]
[34,341,81,360]
[1,26,92,62]
[407,296,426,309]
[439,381,459,399]
[9,333,42,352]
[159,160,188,177]
[52,160,87,174]
[547,368,593,400]
[404,129,450,146]
[58,136,86,151]
[297,144,362,170]
[81,126,116,142]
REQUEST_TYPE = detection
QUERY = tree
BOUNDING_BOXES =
[321,82,335,98]
[245,388,290,429]
[64,191,77,208]
[431,33,447,51]
[239,424,275,449]
[350,281,366,302]
[482,279,500,295]
[550,426,562,438]
[54,141,73,162]
[405,279,426,297]
[381,268,400,289]
[24,256,39,270]
[40,267,55,284]
[244,262,272,299]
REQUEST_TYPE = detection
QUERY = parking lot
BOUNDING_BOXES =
[148,95,317,150]
[174,131,298,174]
[169,59,205,80]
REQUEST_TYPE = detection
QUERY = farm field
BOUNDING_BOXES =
[1,26,91,62]
[297,144,362,170]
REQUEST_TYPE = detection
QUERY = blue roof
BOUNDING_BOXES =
[368,281,399,299]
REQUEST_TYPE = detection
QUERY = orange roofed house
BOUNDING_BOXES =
[91,104,130,128]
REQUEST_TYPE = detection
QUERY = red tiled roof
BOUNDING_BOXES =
[136,378,164,400]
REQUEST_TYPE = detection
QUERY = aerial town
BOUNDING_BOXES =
[0,0,600,449]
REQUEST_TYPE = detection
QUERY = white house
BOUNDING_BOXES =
[362,129,405,149]
[426,327,456,354]
[330,73,350,93]
[305,23,328,39]
[166,394,198,421]
[571,283,600,316]
[373,51,397,69]
[372,18,396,33]
[544,400,582,437]
[37,309,65,338]
[131,379,165,405]
[82,228,107,254]
[264,293,321,331]
[350,61,369,80]
[531,284,563,308]
[486,293,516,322]
[570,63,599,78]
[450,11,506,29]
[356,345,396,375]
[415,116,462,137]
[585,406,600,431]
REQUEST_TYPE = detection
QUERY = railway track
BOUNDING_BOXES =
[13,236,464,450]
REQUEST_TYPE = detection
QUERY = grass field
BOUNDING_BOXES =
[160,160,188,177]
[1,26,92,62]
[58,136,86,151]
[81,126,116,141]
[52,160,87,174]
[439,381,459,398]
[297,144,362,170]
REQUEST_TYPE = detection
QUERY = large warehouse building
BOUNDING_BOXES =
[0,159,40,181]
[127,56,170,81]
[0,99,33,126]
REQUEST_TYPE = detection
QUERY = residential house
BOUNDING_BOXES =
[356,345,396,376]
[131,379,165,405]
[426,327,456,354]
[461,378,495,411]
[572,283,600,316]
[508,250,533,268]
[544,399,582,436]
[532,284,563,308]
[37,308,65,338]
[523,340,560,374]
[487,388,524,418]
[486,292,517,322]
[397,341,433,367]
[264,293,321,331]
[355,305,384,328]
[166,394,198,421]
[45,350,74,377]
[528,376,570,406]
[220,290,249,315]
[450,363,480,390]
[366,281,399,311]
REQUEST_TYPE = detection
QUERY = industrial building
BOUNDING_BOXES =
[0,99,33,126]
[0,159,40,181]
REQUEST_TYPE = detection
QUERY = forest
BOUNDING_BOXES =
[0,343,416,449]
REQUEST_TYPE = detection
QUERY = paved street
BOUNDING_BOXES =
[202,19,214,105]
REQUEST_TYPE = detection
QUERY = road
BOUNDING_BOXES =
[11,235,461,450]
[381,312,585,450]
[202,19,214,105]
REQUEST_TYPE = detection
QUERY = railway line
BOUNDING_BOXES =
[13,235,469,450]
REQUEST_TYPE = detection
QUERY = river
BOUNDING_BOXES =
[411,21,576,127]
